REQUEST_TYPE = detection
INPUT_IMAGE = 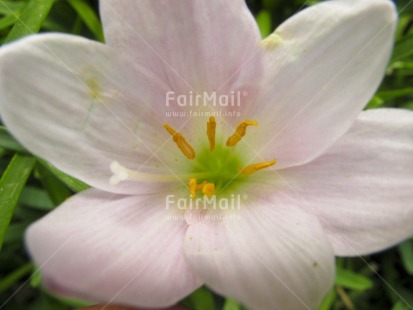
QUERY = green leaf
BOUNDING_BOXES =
[3,0,54,43]
[0,14,17,30]
[392,34,413,62]
[0,154,36,251]
[0,262,33,293]
[256,10,272,38]
[402,102,413,110]
[365,95,384,109]
[3,221,29,244]
[0,125,26,152]
[20,186,54,210]
[393,300,412,310]
[67,0,104,42]
[223,298,241,310]
[335,267,373,291]
[189,287,215,310]
[35,162,73,205]
[318,290,336,310]
[0,1,26,15]
[398,239,413,275]
[38,159,89,193]
[30,268,42,288]
[50,294,94,308]
[376,88,413,100]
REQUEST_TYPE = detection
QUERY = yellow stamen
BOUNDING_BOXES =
[202,183,215,197]
[226,120,258,147]
[189,178,197,198]
[163,124,195,159]
[196,181,207,191]
[207,116,216,151]
[188,178,215,198]
[239,160,277,175]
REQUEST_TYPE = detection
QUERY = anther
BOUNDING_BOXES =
[226,120,258,147]
[202,183,215,197]
[207,116,216,151]
[239,160,277,175]
[163,124,196,159]
[188,178,215,198]
[189,178,197,198]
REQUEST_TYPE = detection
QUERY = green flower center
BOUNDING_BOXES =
[190,143,246,195]
[163,117,276,199]
[108,117,276,198]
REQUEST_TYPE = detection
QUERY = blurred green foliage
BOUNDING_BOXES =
[0,0,412,309]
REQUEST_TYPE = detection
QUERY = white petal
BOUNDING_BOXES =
[100,0,262,117]
[26,189,201,307]
[281,108,413,256]
[0,34,182,194]
[253,0,397,168]
[184,199,335,310]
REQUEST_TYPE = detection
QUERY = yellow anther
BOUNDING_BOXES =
[189,178,197,198]
[163,124,195,160]
[207,116,216,151]
[239,160,277,175]
[196,181,207,191]
[188,178,215,198]
[202,183,215,197]
[226,120,258,147]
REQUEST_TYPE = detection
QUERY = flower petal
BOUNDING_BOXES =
[184,200,335,310]
[254,0,397,168]
[100,0,262,117]
[0,34,182,195]
[281,108,413,256]
[26,189,201,307]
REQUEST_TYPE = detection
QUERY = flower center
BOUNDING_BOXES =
[109,117,276,198]
[163,117,276,198]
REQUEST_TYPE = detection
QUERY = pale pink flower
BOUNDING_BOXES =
[0,0,412,309]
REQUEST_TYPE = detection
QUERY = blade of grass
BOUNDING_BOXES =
[0,0,26,15]
[399,239,413,275]
[38,159,89,193]
[189,287,215,310]
[377,88,413,100]
[392,34,413,62]
[223,298,241,310]
[3,0,54,43]
[256,10,272,38]
[335,267,373,291]
[35,163,73,205]
[0,262,33,293]
[20,186,54,210]
[0,14,17,31]
[318,290,336,310]
[0,154,36,251]
[67,0,104,42]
